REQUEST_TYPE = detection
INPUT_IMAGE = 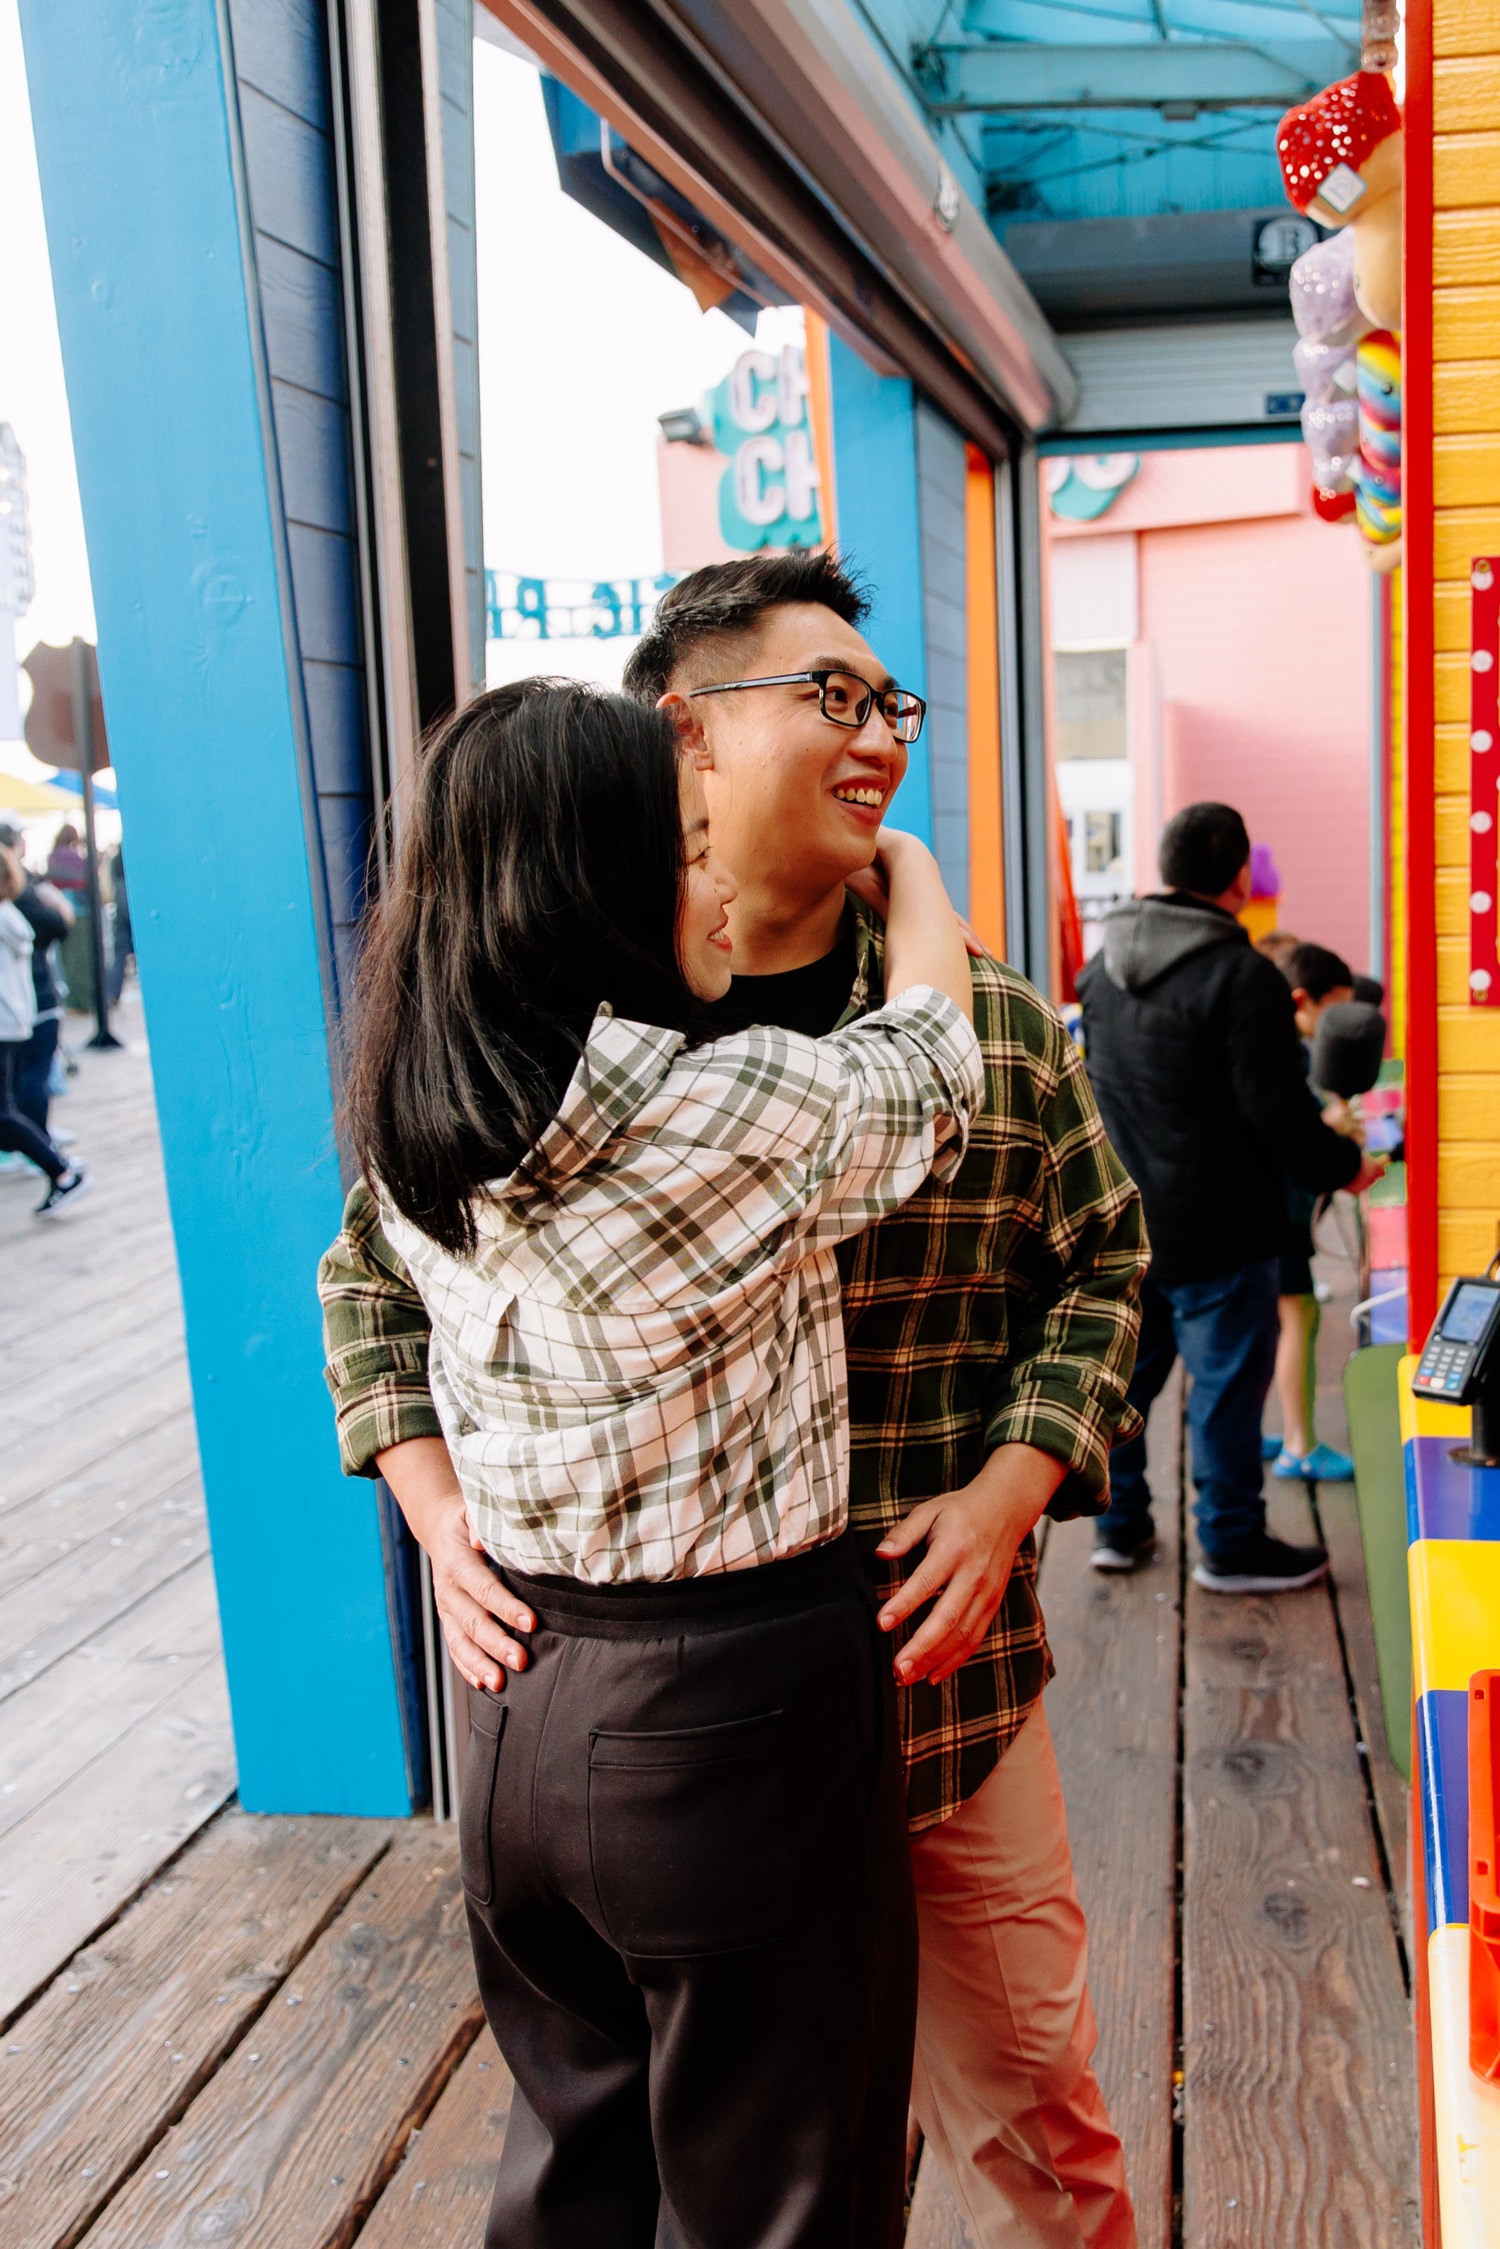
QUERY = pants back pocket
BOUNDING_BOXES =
[587,1711,791,1958]
[459,1690,507,1906]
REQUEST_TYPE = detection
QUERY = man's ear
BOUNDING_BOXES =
[658,689,713,768]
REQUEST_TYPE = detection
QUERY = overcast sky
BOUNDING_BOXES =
[0,7,772,732]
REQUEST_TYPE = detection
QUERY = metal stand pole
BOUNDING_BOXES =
[71,638,121,1052]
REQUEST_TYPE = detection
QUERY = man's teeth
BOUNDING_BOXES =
[834,787,884,806]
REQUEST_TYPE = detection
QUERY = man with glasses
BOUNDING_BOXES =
[322,550,1147,2247]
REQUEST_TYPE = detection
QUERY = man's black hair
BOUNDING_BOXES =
[1282,941,1354,1000]
[1158,802,1251,898]
[622,549,871,704]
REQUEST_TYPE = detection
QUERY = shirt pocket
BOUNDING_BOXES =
[586,1712,791,1957]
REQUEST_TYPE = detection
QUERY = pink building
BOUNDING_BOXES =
[1048,443,1374,977]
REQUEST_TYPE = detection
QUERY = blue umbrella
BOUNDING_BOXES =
[42,766,118,810]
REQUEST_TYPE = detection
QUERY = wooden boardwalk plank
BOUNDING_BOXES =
[905,1379,1185,2249]
[357,2027,513,2249]
[0,1366,196,1514]
[0,1507,208,1703]
[1037,1377,1182,2249]
[0,1323,194,1450]
[1181,1482,1418,2247]
[905,2155,973,2248]
[1314,1483,1412,1951]
[0,1272,182,1395]
[76,1827,481,2249]
[0,1563,221,1842]
[0,1812,391,2249]
[0,1468,199,1604]
[0,1663,235,2025]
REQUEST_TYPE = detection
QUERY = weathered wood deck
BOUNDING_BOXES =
[1,1007,1416,2246]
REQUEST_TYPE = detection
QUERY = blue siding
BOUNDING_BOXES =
[827,333,932,847]
[437,0,485,683]
[914,399,969,913]
[228,0,373,960]
[19,0,412,1813]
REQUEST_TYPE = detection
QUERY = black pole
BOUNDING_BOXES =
[71,638,122,1051]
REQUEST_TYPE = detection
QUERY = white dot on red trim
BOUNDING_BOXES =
[1474,563,1496,591]
[1473,811,1494,833]
[1474,649,1496,673]
[1470,968,1492,992]
[1471,891,1493,914]
[1473,730,1495,752]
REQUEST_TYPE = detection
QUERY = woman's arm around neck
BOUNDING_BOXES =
[874,830,973,1023]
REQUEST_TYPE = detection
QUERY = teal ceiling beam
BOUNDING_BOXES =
[917,37,1354,111]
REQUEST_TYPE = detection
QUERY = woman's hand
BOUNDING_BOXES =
[373,1435,533,1691]
[846,834,990,959]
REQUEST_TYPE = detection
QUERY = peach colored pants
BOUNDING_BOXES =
[909,1701,1138,2249]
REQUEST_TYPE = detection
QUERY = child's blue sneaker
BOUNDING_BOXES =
[1262,1432,1284,1462]
[1272,1442,1355,1484]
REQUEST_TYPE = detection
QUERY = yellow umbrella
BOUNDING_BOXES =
[0,771,77,812]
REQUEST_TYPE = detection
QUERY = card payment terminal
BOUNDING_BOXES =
[1412,1261,1500,1464]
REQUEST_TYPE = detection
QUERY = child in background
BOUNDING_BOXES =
[1266,941,1361,1481]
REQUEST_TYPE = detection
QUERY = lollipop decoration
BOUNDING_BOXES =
[1355,331,1402,565]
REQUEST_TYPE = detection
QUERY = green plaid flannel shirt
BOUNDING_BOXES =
[321,902,1146,1831]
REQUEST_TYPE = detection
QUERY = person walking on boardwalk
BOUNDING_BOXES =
[0,840,91,1218]
[323,675,985,2249]
[322,553,1149,2249]
[1077,804,1383,1594]
[0,821,75,1144]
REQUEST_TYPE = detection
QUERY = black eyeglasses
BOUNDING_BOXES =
[686,668,926,745]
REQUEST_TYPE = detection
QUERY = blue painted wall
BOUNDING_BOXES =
[21,0,413,1815]
[827,332,932,846]
[436,0,486,683]
[914,399,969,912]
[226,0,373,1010]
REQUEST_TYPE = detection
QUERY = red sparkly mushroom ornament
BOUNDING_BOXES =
[1277,71,1403,328]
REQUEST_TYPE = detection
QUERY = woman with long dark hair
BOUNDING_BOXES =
[325,678,982,2249]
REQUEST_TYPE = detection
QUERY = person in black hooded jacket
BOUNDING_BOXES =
[1077,803,1382,1594]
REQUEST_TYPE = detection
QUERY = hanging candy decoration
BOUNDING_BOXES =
[1276,71,1402,230]
[1288,230,1367,516]
[1277,66,1404,555]
[1355,330,1402,566]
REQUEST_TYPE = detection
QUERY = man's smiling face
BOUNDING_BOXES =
[668,601,910,900]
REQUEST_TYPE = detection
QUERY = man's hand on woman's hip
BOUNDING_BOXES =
[373,1435,533,1692]
[875,1443,1066,1687]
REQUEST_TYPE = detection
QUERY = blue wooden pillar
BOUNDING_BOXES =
[826,332,932,847]
[20,0,414,1814]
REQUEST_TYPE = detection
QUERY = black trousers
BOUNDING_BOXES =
[0,1042,63,1180]
[460,1533,917,2249]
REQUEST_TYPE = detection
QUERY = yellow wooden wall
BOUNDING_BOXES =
[1431,0,1500,1285]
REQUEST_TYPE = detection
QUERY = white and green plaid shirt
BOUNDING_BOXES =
[367,987,983,1584]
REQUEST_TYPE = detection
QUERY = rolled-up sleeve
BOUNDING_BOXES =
[983,1021,1148,1518]
[802,986,986,1244]
[318,1182,442,1477]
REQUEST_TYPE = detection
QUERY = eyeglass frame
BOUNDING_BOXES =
[685,667,927,745]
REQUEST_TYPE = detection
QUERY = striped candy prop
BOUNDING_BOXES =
[1356,330,1402,554]
[1472,559,1499,1009]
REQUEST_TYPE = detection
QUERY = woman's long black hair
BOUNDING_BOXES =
[345,678,704,1256]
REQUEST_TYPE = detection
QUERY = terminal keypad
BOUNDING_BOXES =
[1416,1340,1475,1395]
